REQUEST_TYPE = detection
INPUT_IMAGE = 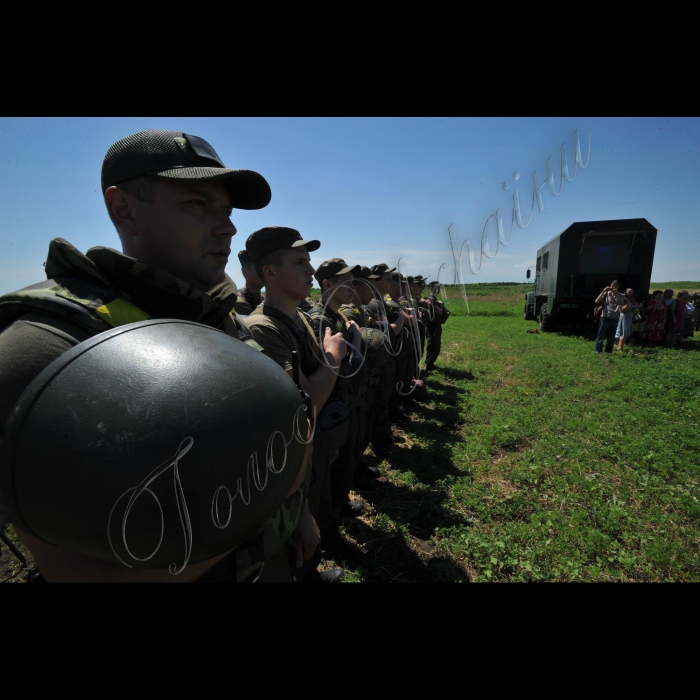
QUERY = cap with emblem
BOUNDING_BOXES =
[246,226,320,264]
[371,263,396,277]
[314,258,361,286]
[101,130,271,210]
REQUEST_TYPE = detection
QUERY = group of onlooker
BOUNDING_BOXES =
[595,281,697,353]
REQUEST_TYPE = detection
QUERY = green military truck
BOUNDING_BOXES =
[524,218,657,332]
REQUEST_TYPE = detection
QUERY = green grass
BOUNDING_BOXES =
[330,285,700,582]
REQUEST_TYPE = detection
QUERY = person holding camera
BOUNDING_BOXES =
[594,280,626,354]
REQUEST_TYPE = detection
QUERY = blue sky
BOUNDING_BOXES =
[1,117,698,295]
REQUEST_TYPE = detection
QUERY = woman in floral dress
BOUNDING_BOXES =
[642,290,666,345]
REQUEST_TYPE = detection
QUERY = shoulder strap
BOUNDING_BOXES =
[337,308,351,325]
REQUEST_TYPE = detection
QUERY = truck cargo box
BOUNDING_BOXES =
[524,218,657,331]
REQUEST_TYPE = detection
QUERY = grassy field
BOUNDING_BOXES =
[2,282,699,582]
[329,282,700,582]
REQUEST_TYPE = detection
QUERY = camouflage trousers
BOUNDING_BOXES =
[329,405,359,526]
[390,347,412,410]
[362,382,377,455]
[373,356,396,437]
[426,324,443,366]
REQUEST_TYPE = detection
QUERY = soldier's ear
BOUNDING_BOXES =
[104,186,139,240]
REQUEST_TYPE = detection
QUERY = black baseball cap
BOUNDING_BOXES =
[314,258,361,286]
[246,226,320,264]
[371,263,396,277]
[101,130,271,210]
[238,249,252,266]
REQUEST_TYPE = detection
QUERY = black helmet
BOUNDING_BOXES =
[0,319,306,573]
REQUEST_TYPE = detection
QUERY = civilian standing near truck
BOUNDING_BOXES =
[594,280,627,354]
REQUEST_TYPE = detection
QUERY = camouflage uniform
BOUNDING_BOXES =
[233,287,264,315]
[426,290,449,368]
[244,303,322,582]
[388,291,414,414]
[364,294,400,440]
[340,303,389,464]
[0,238,303,583]
[307,302,366,530]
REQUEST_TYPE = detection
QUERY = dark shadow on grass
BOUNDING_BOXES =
[325,375,475,581]
[431,366,478,381]
[335,514,470,583]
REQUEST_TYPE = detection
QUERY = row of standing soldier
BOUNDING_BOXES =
[233,237,450,582]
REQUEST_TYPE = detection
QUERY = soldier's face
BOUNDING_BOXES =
[325,272,355,305]
[271,247,315,301]
[375,272,393,296]
[132,180,236,289]
[353,281,373,305]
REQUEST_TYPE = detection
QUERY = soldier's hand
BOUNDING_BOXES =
[323,326,347,364]
[292,502,320,568]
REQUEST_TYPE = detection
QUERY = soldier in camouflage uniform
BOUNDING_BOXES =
[425,280,448,371]
[306,259,366,554]
[0,130,310,583]
[404,275,431,396]
[388,272,417,421]
[341,266,390,485]
[245,228,351,583]
[233,248,264,315]
[364,264,411,455]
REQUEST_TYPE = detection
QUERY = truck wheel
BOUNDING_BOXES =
[539,303,556,332]
[524,303,536,321]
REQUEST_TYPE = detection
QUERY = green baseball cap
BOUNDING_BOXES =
[246,226,320,264]
[314,258,361,286]
[355,265,379,280]
[371,263,396,277]
[101,130,271,210]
